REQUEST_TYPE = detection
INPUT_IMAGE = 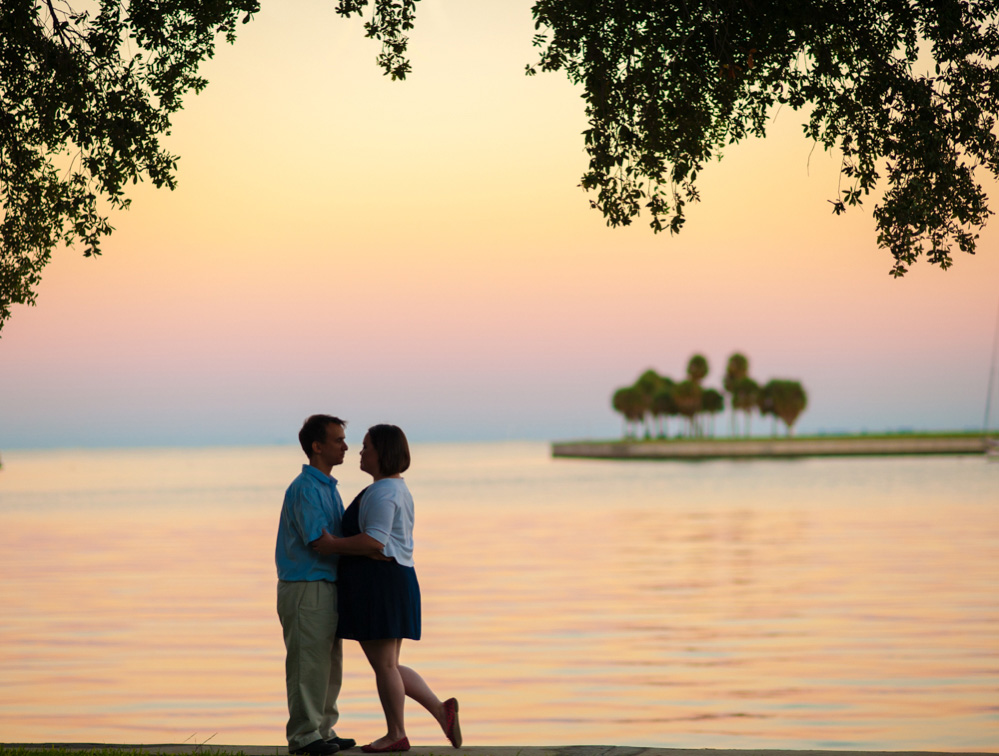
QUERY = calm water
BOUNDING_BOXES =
[0,442,997,751]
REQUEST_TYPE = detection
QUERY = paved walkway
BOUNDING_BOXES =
[3,745,994,756]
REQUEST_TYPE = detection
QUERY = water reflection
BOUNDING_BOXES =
[0,444,996,750]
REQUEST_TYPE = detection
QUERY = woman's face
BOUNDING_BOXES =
[359,433,380,477]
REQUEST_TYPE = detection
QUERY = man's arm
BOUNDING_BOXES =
[291,481,333,546]
[312,528,387,558]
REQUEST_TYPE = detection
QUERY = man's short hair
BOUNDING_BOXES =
[299,414,346,457]
[367,424,411,476]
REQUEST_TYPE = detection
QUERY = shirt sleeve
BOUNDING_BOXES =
[359,485,397,546]
[293,481,331,544]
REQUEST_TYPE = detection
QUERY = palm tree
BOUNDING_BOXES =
[758,381,777,436]
[723,353,749,388]
[650,379,677,438]
[673,379,703,437]
[612,387,630,437]
[612,386,646,438]
[701,388,725,437]
[632,369,664,438]
[687,354,709,384]
[769,380,808,435]
[731,376,760,436]
[723,352,749,435]
[613,359,807,440]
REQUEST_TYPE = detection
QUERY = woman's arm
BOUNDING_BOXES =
[312,527,386,558]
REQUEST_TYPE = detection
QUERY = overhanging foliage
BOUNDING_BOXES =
[2,0,997,335]
[529,0,999,276]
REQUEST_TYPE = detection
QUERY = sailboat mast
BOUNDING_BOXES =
[984,297,999,436]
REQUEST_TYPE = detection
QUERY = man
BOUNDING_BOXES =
[276,415,356,755]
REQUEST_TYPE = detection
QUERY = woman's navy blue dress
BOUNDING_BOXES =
[336,488,422,641]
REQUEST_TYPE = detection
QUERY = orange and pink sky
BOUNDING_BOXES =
[2,0,998,447]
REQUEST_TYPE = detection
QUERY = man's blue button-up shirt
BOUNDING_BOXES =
[275,464,345,582]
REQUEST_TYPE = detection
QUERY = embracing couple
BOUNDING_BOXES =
[275,415,461,755]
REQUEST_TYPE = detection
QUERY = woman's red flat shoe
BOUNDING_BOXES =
[360,738,409,753]
[443,697,462,748]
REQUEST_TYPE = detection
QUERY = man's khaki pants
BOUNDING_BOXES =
[277,580,343,750]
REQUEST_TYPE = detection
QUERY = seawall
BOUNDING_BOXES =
[551,434,995,460]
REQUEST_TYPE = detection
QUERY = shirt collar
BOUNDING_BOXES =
[302,463,338,486]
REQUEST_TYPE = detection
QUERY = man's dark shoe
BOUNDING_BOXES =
[290,740,340,755]
[326,738,357,751]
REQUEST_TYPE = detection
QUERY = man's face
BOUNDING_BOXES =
[315,423,348,468]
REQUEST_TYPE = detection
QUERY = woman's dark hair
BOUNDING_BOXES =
[367,424,411,476]
[299,414,346,457]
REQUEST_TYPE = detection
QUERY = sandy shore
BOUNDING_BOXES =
[3,744,995,756]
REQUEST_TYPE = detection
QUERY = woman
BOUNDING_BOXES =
[313,424,461,753]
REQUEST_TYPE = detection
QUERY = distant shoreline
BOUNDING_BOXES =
[552,430,997,460]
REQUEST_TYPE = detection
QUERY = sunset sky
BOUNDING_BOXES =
[2,0,998,448]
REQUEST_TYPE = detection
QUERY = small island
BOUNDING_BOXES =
[552,431,994,460]
[553,353,997,460]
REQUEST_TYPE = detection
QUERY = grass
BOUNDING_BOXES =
[0,749,264,756]
[0,751,473,756]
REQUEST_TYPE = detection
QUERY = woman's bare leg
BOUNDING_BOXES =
[398,665,445,725]
[396,658,458,745]
[360,638,407,747]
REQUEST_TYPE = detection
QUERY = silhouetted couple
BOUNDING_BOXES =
[275,415,462,754]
